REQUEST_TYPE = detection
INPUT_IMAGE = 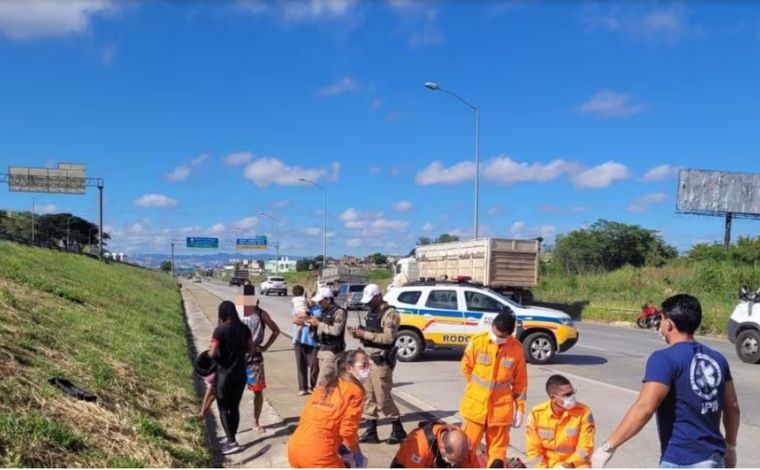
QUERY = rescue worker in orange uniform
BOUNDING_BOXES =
[288,349,369,468]
[460,307,528,468]
[391,421,480,468]
[525,375,595,468]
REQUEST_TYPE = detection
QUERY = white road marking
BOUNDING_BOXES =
[537,366,640,395]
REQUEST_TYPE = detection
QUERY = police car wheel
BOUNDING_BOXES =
[523,332,555,365]
[395,330,423,362]
[736,329,760,364]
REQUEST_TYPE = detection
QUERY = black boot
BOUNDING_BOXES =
[359,419,379,444]
[387,419,407,445]
[489,459,505,468]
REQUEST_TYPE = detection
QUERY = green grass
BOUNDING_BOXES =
[0,241,211,467]
[534,259,760,335]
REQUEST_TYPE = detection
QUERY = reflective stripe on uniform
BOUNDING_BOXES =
[565,427,578,437]
[470,374,512,391]
[476,354,492,365]
[501,358,514,368]
[576,449,590,461]
[538,429,554,439]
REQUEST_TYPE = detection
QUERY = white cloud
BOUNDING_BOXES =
[487,207,505,216]
[341,208,360,222]
[318,77,360,97]
[234,216,259,231]
[243,158,337,187]
[370,98,384,110]
[415,160,476,185]
[190,153,209,166]
[166,166,191,182]
[273,199,290,208]
[280,0,358,21]
[510,221,527,237]
[394,200,413,213]
[127,222,146,235]
[35,203,58,214]
[643,164,679,182]
[134,193,178,208]
[484,156,572,185]
[579,90,646,119]
[372,219,409,231]
[409,9,444,48]
[209,223,226,235]
[586,4,687,43]
[328,162,341,182]
[421,223,434,232]
[627,192,668,214]
[302,227,322,236]
[571,161,630,189]
[346,238,363,248]
[224,151,253,166]
[0,0,117,40]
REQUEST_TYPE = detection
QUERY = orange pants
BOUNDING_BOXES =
[287,444,343,468]
[462,419,510,467]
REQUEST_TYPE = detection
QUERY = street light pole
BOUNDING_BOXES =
[171,242,175,278]
[299,178,327,268]
[31,196,36,243]
[425,81,481,239]
[259,212,281,275]
[66,216,71,250]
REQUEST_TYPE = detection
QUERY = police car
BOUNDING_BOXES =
[386,281,579,364]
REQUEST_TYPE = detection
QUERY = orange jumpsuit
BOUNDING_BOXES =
[524,400,595,468]
[392,422,480,468]
[460,332,528,467]
[288,377,365,468]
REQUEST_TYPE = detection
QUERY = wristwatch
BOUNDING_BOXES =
[601,442,616,453]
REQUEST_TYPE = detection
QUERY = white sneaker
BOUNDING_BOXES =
[221,442,241,455]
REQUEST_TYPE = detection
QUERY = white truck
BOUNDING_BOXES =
[728,286,760,364]
[393,238,541,303]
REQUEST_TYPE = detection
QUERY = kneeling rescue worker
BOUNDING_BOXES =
[525,375,595,468]
[460,307,528,468]
[391,421,480,468]
[350,283,407,444]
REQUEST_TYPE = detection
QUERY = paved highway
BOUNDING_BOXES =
[199,280,759,467]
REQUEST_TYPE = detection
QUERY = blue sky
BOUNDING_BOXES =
[1,0,760,257]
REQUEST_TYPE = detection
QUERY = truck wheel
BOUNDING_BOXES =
[395,330,424,362]
[523,332,555,365]
[736,330,760,364]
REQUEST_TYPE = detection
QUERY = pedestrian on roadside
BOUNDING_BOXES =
[236,283,281,434]
[291,284,320,395]
[287,349,369,468]
[349,283,407,444]
[209,300,257,455]
[305,287,347,386]
[391,421,480,468]
[198,312,223,419]
[524,375,595,468]
[592,294,740,468]
[460,307,528,468]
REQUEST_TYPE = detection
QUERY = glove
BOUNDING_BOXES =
[725,445,737,468]
[591,443,615,468]
[512,401,526,428]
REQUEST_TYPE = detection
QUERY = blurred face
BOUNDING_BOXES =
[550,384,577,410]
[236,295,257,314]
[348,353,370,382]
[490,325,509,344]
[367,294,382,310]
[318,297,332,310]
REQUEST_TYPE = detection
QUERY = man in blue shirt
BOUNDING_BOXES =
[592,294,740,468]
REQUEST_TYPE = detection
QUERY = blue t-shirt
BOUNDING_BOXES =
[644,341,732,465]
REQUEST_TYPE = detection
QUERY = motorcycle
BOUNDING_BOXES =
[637,303,662,330]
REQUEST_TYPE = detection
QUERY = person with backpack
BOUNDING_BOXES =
[237,283,280,433]
[391,421,480,468]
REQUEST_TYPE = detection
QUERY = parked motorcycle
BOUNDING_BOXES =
[637,303,662,330]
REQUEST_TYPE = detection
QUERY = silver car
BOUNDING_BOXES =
[336,283,366,310]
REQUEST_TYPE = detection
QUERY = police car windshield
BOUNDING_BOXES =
[488,289,524,309]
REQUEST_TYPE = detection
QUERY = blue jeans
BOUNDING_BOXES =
[660,454,724,468]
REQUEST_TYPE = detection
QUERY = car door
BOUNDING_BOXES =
[420,289,468,347]
[463,289,506,335]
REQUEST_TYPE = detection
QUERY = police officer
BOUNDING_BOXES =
[349,283,407,444]
[306,287,347,386]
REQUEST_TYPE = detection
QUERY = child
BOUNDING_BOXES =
[198,369,216,419]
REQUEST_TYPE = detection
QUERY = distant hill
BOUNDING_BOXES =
[129,252,305,269]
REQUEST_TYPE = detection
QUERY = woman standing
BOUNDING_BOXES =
[210,300,255,455]
[288,349,369,468]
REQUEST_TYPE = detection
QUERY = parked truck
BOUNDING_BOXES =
[392,238,541,303]
[317,266,369,295]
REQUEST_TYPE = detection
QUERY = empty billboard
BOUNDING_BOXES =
[8,164,86,194]
[677,169,760,218]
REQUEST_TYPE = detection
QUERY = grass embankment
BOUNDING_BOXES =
[534,259,760,335]
[0,241,210,467]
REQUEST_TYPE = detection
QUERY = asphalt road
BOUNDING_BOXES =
[199,280,759,467]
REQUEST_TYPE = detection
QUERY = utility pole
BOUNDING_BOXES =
[31,196,35,243]
[171,242,175,278]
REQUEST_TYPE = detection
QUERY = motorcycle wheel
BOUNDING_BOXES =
[636,317,650,329]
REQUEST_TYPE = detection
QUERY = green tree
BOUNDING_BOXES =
[417,237,432,246]
[159,261,172,272]
[368,252,388,265]
[553,220,677,274]
[297,258,316,272]
[434,233,460,243]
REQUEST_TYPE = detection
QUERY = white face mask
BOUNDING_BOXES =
[357,369,370,382]
[490,331,506,345]
[559,395,577,410]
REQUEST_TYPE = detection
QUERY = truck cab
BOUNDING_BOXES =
[728,286,760,364]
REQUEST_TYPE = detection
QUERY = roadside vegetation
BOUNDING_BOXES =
[536,221,760,336]
[0,241,210,467]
